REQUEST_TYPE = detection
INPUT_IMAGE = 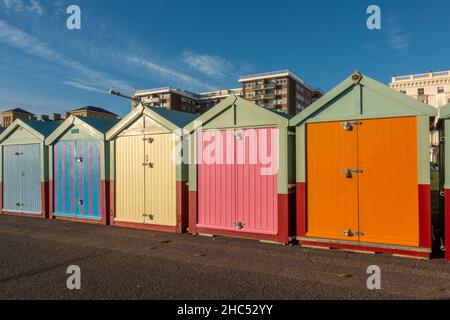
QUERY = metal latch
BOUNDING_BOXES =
[16,202,23,207]
[76,157,83,163]
[143,137,154,143]
[143,213,154,220]
[235,133,243,140]
[235,221,246,230]
[14,152,23,156]
[341,169,363,178]
[342,229,364,237]
[341,121,362,131]
[142,162,154,168]
[78,199,84,205]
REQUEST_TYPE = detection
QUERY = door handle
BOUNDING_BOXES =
[342,229,364,237]
[341,169,362,178]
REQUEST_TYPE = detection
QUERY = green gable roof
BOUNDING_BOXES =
[22,120,62,137]
[184,95,290,133]
[290,72,437,127]
[439,103,450,119]
[148,107,198,128]
[0,119,60,143]
[78,117,120,134]
[106,104,199,140]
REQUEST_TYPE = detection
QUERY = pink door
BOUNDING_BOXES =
[197,128,279,235]
[236,128,278,235]
[197,130,236,231]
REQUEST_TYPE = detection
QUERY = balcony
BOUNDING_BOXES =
[392,71,450,83]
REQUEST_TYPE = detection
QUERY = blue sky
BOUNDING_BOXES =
[0,0,449,117]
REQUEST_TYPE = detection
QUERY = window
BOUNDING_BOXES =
[418,88,425,95]
[276,79,287,85]
[438,87,445,94]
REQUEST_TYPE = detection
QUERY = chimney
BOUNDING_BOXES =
[39,114,49,121]
[51,113,61,121]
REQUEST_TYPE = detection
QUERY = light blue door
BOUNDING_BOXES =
[3,144,41,214]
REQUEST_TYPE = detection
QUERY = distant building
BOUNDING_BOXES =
[133,70,321,115]
[389,70,450,108]
[240,70,322,115]
[1,108,34,127]
[68,106,119,119]
[133,87,243,113]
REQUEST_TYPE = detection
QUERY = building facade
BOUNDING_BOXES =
[240,70,322,115]
[133,88,243,114]
[1,108,34,127]
[68,106,119,120]
[389,70,450,109]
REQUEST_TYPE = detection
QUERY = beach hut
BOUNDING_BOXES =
[45,115,119,224]
[438,103,450,261]
[290,72,437,258]
[106,104,196,232]
[0,120,60,218]
[185,95,295,244]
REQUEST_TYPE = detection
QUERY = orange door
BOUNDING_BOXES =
[358,117,419,247]
[306,121,359,241]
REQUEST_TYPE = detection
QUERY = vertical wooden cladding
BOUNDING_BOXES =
[3,144,42,214]
[115,135,145,223]
[114,117,178,229]
[306,117,420,247]
[197,128,278,236]
[53,140,102,220]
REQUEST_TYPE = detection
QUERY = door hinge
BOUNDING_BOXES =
[342,229,364,237]
[341,169,363,178]
[234,221,246,230]
[341,121,362,131]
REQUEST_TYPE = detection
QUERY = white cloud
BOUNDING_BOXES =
[127,55,215,91]
[2,0,44,15]
[386,16,410,51]
[0,20,131,94]
[182,51,234,78]
[63,80,107,94]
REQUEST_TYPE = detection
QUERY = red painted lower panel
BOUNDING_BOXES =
[445,190,450,262]
[176,181,189,233]
[196,226,280,243]
[49,179,54,219]
[101,180,109,225]
[0,182,3,213]
[41,181,49,219]
[296,182,306,237]
[109,180,115,225]
[300,240,430,259]
[418,184,432,249]
[188,191,198,234]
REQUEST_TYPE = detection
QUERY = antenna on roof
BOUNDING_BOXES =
[108,89,139,102]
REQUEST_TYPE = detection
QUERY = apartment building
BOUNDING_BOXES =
[133,87,243,113]
[133,70,321,115]
[240,70,322,115]
[389,70,450,108]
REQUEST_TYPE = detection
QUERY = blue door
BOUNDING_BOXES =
[3,144,41,214]
[53,140,102,220]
